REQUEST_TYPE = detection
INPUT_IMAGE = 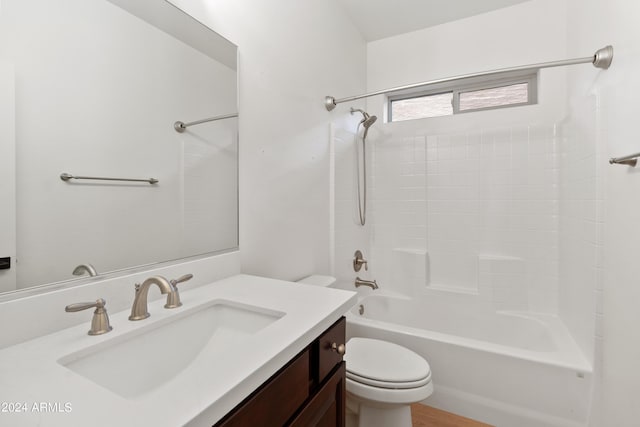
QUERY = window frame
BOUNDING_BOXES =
[387,70,538,122]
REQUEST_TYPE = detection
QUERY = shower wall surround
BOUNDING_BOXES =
[369,125,561,313]
[558,97,604,364]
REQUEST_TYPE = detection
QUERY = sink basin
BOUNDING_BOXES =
[58,300,284,399]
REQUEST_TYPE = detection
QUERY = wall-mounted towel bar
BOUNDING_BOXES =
[609,152,640,167]
[60,173,158,184]
[174,113,238,133]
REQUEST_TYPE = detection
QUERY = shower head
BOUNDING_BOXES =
[350,107,378,131]
[362,114,377,129]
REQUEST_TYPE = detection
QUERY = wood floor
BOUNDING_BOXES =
[411,404,494,427]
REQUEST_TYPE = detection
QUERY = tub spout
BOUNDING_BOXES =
[355,277,378,290]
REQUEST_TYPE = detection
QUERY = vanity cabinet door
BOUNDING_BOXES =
[316,317,346,385]
[216,349,310,427]
[289,362,345,427]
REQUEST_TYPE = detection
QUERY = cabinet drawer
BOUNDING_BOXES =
[216,349,310,427]
[316,317,346,385]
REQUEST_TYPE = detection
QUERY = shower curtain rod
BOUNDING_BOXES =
[174,112,238,133]
[324,45,613,111]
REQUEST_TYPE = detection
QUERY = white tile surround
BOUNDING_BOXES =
[332,113,603,372]
[367,124,562,313]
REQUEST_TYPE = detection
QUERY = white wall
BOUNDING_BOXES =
[166,0,367,281]
[564,1,640,425]
[0,0,237,289]
[0,64,16,293]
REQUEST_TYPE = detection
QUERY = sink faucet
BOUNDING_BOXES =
[129,276,176,321]
[355,277,379,290]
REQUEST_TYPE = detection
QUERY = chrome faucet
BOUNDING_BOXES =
[72,263,98,277]
[355,277,378,290]
[129,276,176,321]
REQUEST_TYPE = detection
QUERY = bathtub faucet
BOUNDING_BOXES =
[355,277,379,290]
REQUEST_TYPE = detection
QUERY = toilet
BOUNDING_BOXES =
[344,337,433,427]
[296,276,433,427]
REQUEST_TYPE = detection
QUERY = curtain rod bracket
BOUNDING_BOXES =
[593,45,614,69]
[325,96,337,111]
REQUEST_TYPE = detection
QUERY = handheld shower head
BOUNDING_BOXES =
[362,114,377,129]
[350,107,377,131]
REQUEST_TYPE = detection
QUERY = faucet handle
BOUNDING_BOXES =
[165,273,193,309]
[65,298,113,336]
[171,274,193,287]
[353,250,368,272]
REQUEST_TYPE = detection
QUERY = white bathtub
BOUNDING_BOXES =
[345,293,593,427]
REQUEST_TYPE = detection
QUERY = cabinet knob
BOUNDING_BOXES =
[331,342,346,355]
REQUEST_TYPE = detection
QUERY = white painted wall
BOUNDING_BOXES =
[564,1,640,425]
[166,0,367,281]
[0,0,237,289]
[0,64,16,293]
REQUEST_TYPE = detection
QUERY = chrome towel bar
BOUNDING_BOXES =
[609,152,640,167]
[174,112,238,133]
[60,173,158,185]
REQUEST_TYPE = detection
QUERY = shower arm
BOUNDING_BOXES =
[325,46,613,111]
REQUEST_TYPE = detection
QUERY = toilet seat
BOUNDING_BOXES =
[347,370,432,389]
[344,338,431,387]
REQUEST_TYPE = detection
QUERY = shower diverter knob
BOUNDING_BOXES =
[353,250,368,272]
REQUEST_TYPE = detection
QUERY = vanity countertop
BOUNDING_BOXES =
[0,274,357,427]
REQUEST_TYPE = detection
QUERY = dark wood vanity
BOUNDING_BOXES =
[215,317,346,427]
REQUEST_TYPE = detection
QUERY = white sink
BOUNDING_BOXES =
[58,300,284,399]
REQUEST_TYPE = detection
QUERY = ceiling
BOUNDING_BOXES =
[337,0,532,41]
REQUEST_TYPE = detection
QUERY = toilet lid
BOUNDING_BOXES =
[344,338,431,385]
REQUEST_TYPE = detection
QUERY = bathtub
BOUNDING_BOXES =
[345,293,593,427]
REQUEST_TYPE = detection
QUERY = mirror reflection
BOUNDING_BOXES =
[0,0,238,295]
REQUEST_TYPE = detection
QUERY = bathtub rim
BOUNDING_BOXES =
[346,295,592,374]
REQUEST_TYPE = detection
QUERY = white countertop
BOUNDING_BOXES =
[0,274,357,427]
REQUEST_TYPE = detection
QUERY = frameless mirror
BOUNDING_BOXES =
[0,0,238,298]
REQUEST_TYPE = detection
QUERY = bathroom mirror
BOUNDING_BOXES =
[0,0,238,298]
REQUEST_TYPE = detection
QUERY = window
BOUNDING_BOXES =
[388,72,537,122]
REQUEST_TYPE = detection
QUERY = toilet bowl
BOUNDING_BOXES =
[296,276,434,427]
